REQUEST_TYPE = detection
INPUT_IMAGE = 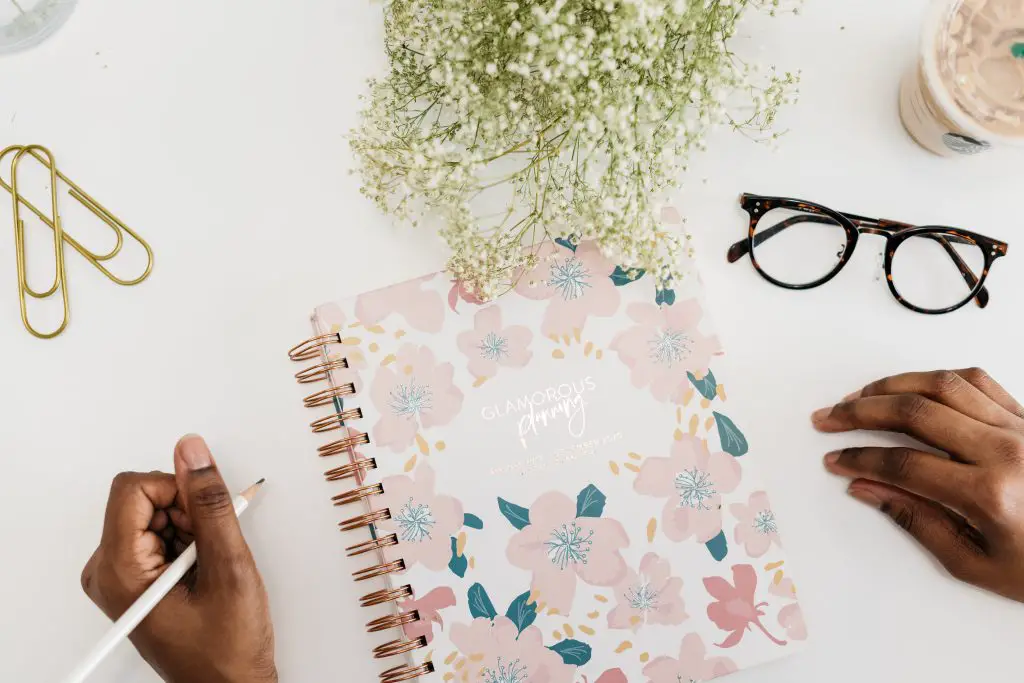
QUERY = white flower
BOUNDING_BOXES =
[350,0,801,298]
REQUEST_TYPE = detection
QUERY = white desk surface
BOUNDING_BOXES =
[2,1,1022,681]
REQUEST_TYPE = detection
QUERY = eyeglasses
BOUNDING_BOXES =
[727,193,1009,314]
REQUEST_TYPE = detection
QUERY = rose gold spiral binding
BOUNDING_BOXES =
[360,584,412,607]
[304,383,357,408]
[373,637,427,660]
[295,357,349,383]
[367,610,420,633]
[289,332,341,361]
[325,458,377,482]
[331,483,383,506]
[339,508,391,532]
[353,559,406,582]
[311,407,363,433]
[291,332,429,676]
[382,663,435,683]
[347,533,398,557]
[319,431,371,457]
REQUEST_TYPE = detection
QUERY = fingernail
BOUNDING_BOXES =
[811,407,833,424]
[842,390,861,402]
[823,451,841,468]
[177,434,213,470]
[848,487,882,509]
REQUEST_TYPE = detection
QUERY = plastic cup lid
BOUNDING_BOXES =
[921,0,1024,145]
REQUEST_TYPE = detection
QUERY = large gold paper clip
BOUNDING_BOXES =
[2,144,154,338]
[9,145,69,339]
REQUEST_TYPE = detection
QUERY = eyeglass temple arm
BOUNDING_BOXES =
[726,215,843,262]
[929,234,988,307]
[727,215,989,308]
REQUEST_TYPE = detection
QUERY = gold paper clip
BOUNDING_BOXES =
[0,145,154,287]
[10,145,70,339]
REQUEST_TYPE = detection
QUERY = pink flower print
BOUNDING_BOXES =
[660,205,683,225]
[398,586,457,645]
[514,240,621,340]
[370,343,464,452]
[595,669,628,683]
[456,305,533,381]
[704,564,786,648]
[642,633,738,683]
[778,603,807,641]
[355,273,445,333]
[768,574,796,600]
[448,278,486,312]
[506,491,629,615]
[768,573,807,641]
[730,491,782,558]
[376,462,464,570]
[449,616,576,683]
[633,435,742,544]
[317,302,347,332]
[610,300,723,404]
[607,552,687,632]
[315,302,368,392]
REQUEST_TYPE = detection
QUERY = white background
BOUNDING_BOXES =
[1,1,1022,682]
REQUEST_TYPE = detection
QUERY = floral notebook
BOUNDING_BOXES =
[292,234,806,683]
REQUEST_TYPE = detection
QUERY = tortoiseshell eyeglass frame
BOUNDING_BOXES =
[727,193,1009,315]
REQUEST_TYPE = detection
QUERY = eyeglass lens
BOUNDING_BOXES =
[890,232,985,311]
[751,207,847,286]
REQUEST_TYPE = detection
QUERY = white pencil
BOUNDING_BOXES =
[61,479,265,683]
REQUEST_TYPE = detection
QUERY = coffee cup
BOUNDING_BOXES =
[900,0,1024,156]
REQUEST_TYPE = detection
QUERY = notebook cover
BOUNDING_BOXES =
[311,235,807,683]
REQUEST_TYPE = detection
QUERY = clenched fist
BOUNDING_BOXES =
[81,435,277,683]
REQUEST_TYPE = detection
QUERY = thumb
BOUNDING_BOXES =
[174,434,251,579]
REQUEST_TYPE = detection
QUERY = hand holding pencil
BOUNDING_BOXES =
[78,435,278,683]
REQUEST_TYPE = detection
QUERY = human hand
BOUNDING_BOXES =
[80,435,277,683]
[814,368,1024,602]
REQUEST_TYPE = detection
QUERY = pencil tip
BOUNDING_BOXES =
[256,477,266,485]
[240,478,266,502]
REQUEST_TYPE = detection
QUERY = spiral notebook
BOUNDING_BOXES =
[288,238,807,683]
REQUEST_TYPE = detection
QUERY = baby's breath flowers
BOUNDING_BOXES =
[351,0,799,300]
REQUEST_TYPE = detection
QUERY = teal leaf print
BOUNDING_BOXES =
[575,484,606,518]
[655,287,676,306]
[713,411,749,457]
[705,530,728,561]
[448,537,468,578]
[610,265,645,286]
[331,395,346,416]
[548,639,593,666]
[505,591,538,635]
[687,370,718,401]
[468,583,498,620]
[498,497,531,530]
[1013,42,1024,59]
[554,236,577,252]
[463,513,484,529]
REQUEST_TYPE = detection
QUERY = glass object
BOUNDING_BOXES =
[0,0,76,55]
[890,229,987,312]
[750,208,848,287]
[728,193,1009,314]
